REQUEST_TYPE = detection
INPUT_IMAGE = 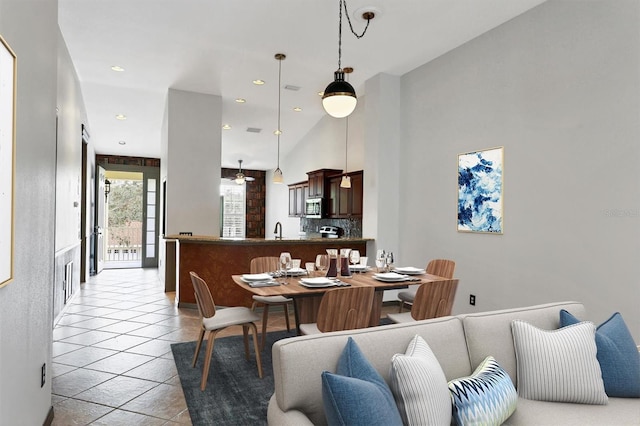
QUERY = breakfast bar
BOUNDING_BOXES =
[167,235,371,307]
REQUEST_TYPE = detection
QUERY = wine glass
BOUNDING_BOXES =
[375,249,386,272]
[316,254,329,274]
[350,250,360,266]
[279,252,292,283]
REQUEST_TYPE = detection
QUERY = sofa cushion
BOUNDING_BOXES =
[448,356,517,426]
[389,335,451,425]
[321,337,403,426]
[560,310,640,398]
[511,320,608,404]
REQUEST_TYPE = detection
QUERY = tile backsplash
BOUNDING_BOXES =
[300,217,362,238]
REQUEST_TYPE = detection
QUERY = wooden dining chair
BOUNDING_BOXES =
[388,278,459,323]
[398,259,456,312]
[299,286,375,335]
[249,256,292,350]
[190,271,263,390]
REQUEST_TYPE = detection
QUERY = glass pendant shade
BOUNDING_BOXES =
[235,174,246,185]
[273,167,284,184]
[340,175,351,188]
[322,71,357,118]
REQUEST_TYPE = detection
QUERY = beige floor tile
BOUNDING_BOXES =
[91,409,167,426]
[127,312,174,324]
[51,362,77,378]
[59,330,120,346]
[52,368,115,397]
[53,346,119,368]
[51,398,113,426]
[120,383,187,420]
[92,334,151,351]
[168,408,192,424]
[123,358,178,383]
[127,324,178,339]
[125,338,176,357]
[53,326,90,341]
[156,327,201,343]
[53,341,84,357]
[74,375,159,407]
[85,351,156,375]
[98,320,149,334]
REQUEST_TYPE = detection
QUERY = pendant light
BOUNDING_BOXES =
[340,67,353,189]
[322,1,374,118]
[273,53,286,184]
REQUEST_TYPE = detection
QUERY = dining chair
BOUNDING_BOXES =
[397,259,456,312]
[387,278,459,323]
[250,256,292,350]
[190,271,263,390]
[299,286,375,335]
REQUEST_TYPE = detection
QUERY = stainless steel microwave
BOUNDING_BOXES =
[305,198,323,218]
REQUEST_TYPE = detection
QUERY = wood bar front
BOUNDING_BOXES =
[170,236,370,308]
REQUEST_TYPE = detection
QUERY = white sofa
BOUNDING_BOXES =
[268,301,640,425]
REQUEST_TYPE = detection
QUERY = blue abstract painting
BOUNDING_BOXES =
[458,147,503,234]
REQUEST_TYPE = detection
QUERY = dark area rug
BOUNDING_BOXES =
[171,330,296,426]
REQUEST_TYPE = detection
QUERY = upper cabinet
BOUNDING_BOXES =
[306,169,342,199]
[328,171,363,218]
[288,181,308,217]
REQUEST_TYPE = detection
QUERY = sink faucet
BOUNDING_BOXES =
[274,221,283,240]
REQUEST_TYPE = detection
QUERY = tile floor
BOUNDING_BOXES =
[51,267,397,425]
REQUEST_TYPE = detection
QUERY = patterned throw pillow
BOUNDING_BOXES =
[559,310,640,398]
[322,337,403,426]
[448,356,517,426]
[389,335,451,425]
[511,320,608,404]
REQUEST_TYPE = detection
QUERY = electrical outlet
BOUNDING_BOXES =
[469,294,476,306]
[41,363,46,388]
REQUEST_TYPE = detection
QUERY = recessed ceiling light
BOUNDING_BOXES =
[111,65,125,72]
[293,107,302,112]
[235,98,246,103]
[252,79,265,85]
[115,114,127,120]
[118,140,126,145]
[222,124,231,130]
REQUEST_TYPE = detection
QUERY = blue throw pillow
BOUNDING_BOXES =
[560,309,640,397]
[322,337,403,426]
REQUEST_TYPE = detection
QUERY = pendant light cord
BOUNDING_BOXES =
[337,0,372,70]
[276,55,282,168]
[344,117,349,172]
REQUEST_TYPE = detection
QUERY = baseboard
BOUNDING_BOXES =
[43,406,54,426]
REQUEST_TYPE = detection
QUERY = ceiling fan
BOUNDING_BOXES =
[226,159,255,185]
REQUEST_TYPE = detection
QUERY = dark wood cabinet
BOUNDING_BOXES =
[328,170,363,218]
[288,181,308,217]
[306,169,342,199]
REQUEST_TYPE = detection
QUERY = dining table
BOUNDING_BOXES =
[232,268,450,333]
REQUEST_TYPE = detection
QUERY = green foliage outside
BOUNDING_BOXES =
[108,180,143,246]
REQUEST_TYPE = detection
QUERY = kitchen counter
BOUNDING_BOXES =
[167,235,372,307]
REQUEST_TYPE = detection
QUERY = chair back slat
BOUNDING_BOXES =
[426,259,456,278]
[410,279,459,321]
[190,271,216,319]
[316,286,375,332]
[250,256,279,274]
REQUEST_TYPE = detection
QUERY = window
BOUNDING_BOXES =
[220,182,246,238]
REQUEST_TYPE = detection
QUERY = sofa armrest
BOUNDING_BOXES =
[267,395,314,426]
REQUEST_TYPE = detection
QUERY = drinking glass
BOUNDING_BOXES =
[279,252,292,283]
[350,250,360,266]
[316,254,329,273]
[376,249,386,272]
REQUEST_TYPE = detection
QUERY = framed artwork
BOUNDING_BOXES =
[0,35,16,287]
[457,147,503,234]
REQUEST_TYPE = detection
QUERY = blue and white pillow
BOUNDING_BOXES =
[448,356,517,426]
[322,337,403,426]
[560,309,640,398]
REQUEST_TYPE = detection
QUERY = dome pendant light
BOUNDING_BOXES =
[273,53,286,184]
[322,1,374,118]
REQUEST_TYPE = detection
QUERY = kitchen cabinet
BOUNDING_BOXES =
[328,171,363,218]
[306,169,342,199]
[288,181,308,217]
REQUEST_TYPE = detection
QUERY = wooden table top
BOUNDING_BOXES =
[232,270,449,298]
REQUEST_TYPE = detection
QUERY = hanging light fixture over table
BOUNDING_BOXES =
[322,1,375,118]
[340,67,353,189]
[273,53,286,184]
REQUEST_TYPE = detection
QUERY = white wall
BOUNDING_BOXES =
[164,88,222,236]
[0,0,58,423]
[398,0,640,338]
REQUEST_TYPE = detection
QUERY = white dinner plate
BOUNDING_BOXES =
[299,277,336,287]
[241,273,272,281]
[392,267,426,275]
[373,272,410,282]
[286,268,307,276]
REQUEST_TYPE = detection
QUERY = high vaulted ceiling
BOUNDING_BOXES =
[58,0,546,171]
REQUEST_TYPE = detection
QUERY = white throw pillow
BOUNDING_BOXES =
[511,320,608,405]
[389,334,451,425]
